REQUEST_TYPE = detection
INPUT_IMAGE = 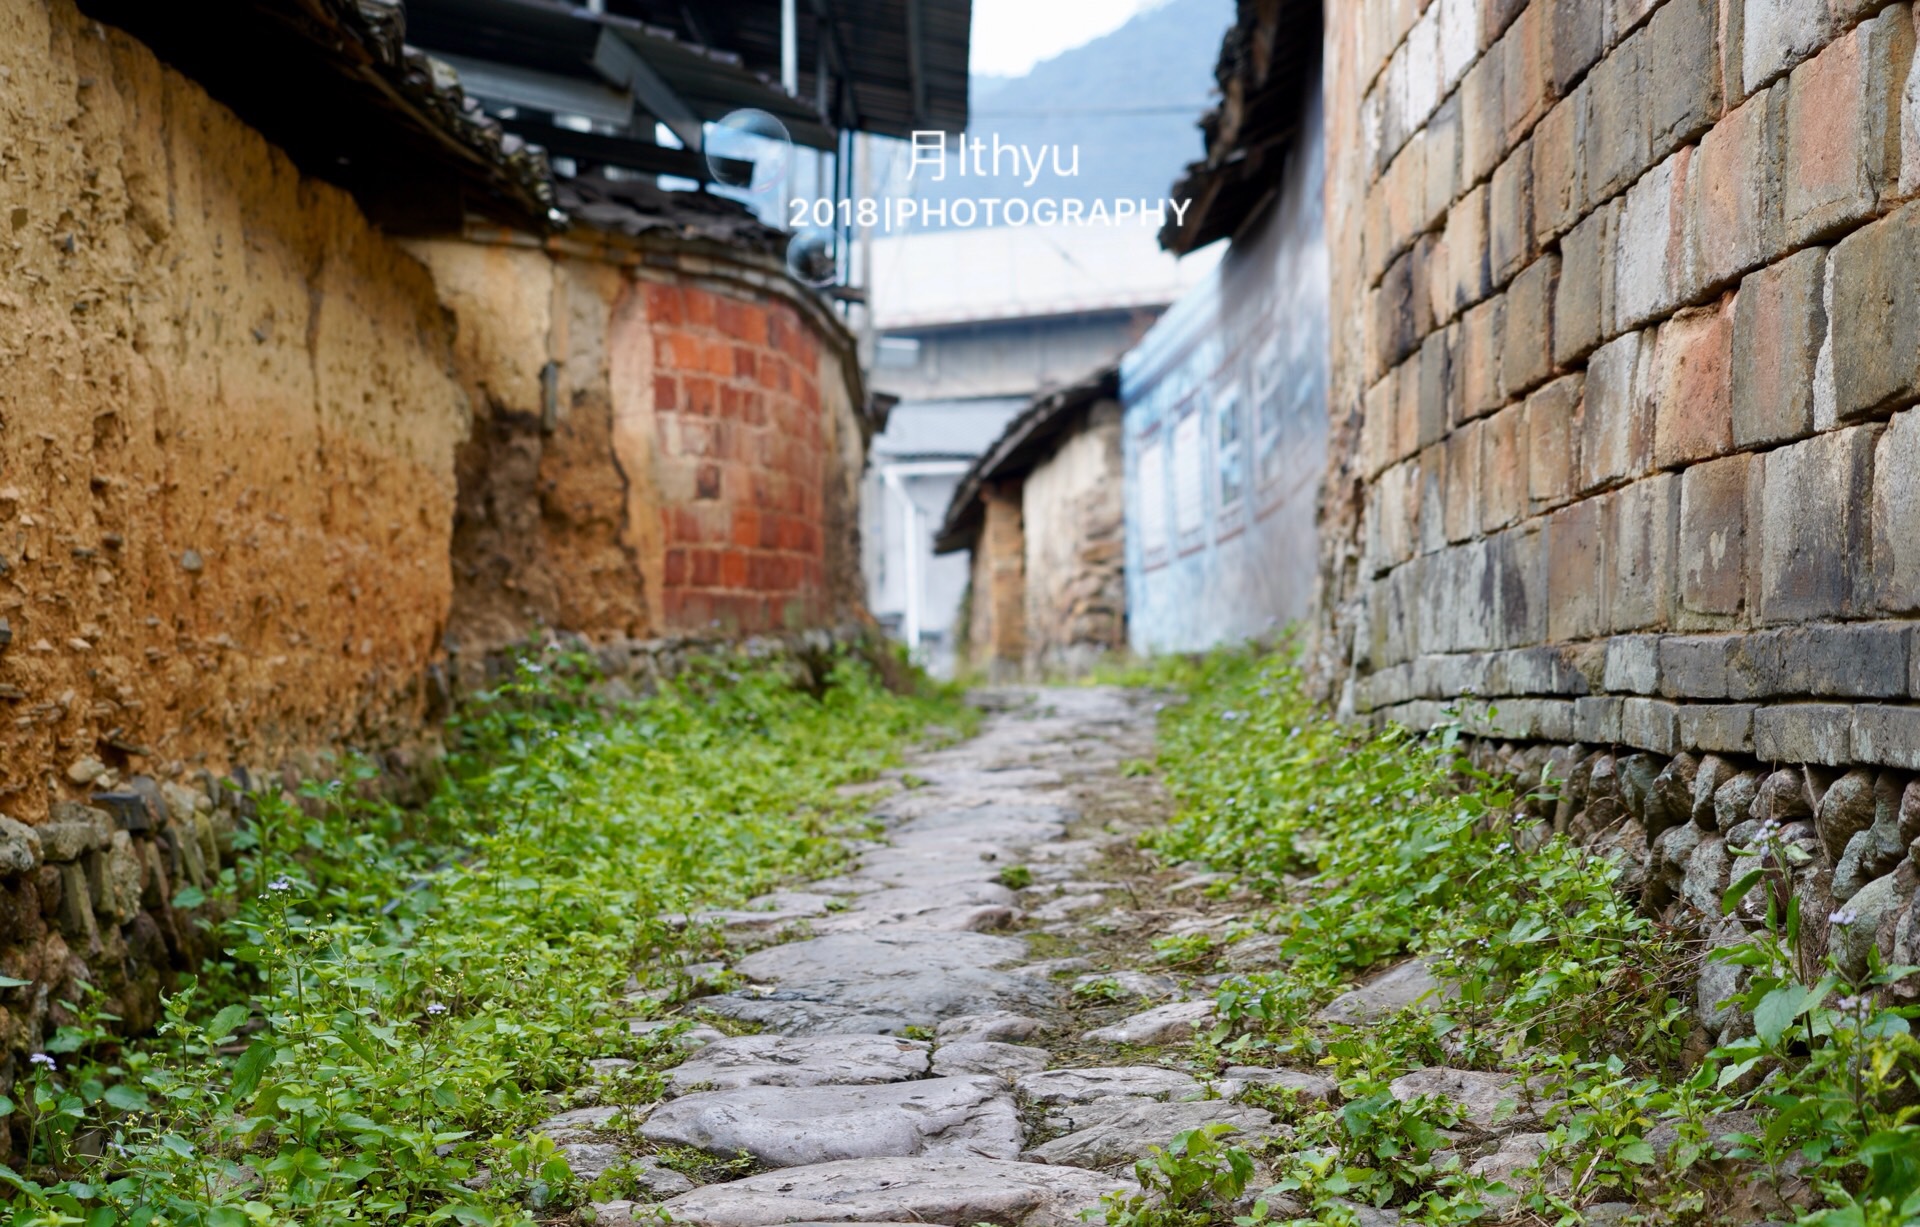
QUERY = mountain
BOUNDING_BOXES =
[879,0,1236,225]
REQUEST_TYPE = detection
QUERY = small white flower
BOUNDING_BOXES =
[426,1002,448,1015]
[1836,995,1863,1012]
[268,877,293,894]
[28,1053,56,1071]
[1830,908,1859,927]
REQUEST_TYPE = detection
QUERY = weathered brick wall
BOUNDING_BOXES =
[1322,0,1920,981]
[1021,404,1128,675]
[409,234,870,664]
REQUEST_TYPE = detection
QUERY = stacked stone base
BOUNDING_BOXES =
[1471,733,1919,1043]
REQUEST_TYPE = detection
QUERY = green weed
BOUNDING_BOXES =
[1,646,959,1225]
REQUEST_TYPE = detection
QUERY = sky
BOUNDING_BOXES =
[969,0,1168,77]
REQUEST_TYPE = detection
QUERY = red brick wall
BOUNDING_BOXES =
[647,282,832,634]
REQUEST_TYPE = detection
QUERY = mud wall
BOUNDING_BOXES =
[0,0,469,1044]
[408,236,870,663]
[1021,403,1128,675]
[1318,0,1920,978]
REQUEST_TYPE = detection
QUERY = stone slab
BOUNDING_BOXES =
[641,1077,1022,1168]
[667,1034,930,1094]
[659,1156,1134,1227]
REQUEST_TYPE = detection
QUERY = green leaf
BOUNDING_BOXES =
[1753,982,1819,1046]
[0,975,31,988]
[1721,868,1764,916]
[102,1084,150,1112]
[1617,1139,1655,1165]
[170,885,206,909]
[207,1004,249,1040]
[229,1040,275,1101]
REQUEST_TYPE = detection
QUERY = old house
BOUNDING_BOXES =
[1123,0,1329,655]
[864,226,1211,675]
[0,0,966,1037]
[933,366,1127,679]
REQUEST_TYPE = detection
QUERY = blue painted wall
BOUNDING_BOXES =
[1121,89,1330,654]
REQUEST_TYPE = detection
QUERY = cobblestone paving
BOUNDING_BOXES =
[555,686,1325,1226]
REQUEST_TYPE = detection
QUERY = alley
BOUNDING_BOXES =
[562,687,1301,1225]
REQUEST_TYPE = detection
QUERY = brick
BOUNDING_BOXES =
[1445,420,1484,542]
[1754,703,1853,765]
[1457,539,1504,649]
[1371,571,1413,667]
[1651,302,1734,469]
[1384,140,1428,257]
[1438,0,1482,92]
[1363,369,1399,479]
[1479,403,1529,531]
[1689,83,1787,293]
[1782,8,1913,248]
[1417,547,1462,652]
[1554,199,1617,365]
[1418,442,1451,554]
[1751,425,1881,623]
[1874,409,1920,612]
[1575,695,1625,742]
[1496,522,1550,645]
[1606,633,1661,692]
[1741,0,1834,95]
[1610,474,1679,631]
[1407,8,1443,130]
[1679,704,1759,754]
[1397,346,1427,460]
[1418,329,1453,448]
[1614,149,1687,330]
[1531,82,1588,243]
[1482,0,1530,44]
[1623,697,1683,754]
[1547,496,1608,641]
[1445,184,1491,317]
[1853,706,1920,770]
[1489,141,1535,287]
[1451,296,1506,422]
[1731,247,1827,447]
[1585,28,1649,203]
[1503,1,1553,144]
[1579,329,1655,492]
[1375,250,1422,374]
[1772,623,1913,698]
[1501,254,1557,397]
[1369,459,1422,571]
[1679,453,1750,618]
[1828,202,1920,421]
[1424,95,1463,228]
[1546,0,1606,94]
[1660,635,1735,698]
[1644,0,1722,155]
[1461,44,1508,184]
[1525,373,1583,513]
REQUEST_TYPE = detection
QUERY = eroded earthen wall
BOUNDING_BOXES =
[0,0,466,816]
[1023,404,1127,675]
[1322,0,1920,978]
[0,0,470,1040]
[409,239,869,659]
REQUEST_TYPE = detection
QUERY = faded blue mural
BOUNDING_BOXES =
[1122,89,1329,654]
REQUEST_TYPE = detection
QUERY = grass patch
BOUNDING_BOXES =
[3,646,963,1225]
[1107,647,1920,1227]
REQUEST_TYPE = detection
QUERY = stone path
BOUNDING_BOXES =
[543,686,1735,1227]
[543,685,1328,1226]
